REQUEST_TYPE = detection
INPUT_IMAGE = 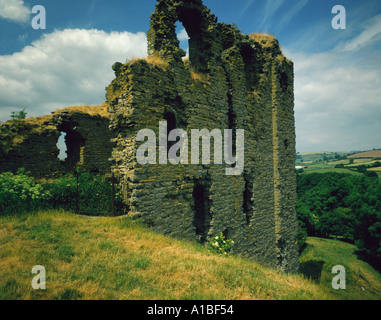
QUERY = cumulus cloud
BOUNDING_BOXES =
[0,28,147,121]
[0,0,30,23]
[177,28,189,41]
[285,49,381,152]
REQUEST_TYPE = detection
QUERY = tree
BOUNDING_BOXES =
[296,172,381,270]
[11,109,27,120]
[365,171,378,178]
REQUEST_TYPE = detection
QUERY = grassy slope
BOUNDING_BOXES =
[0,211,380,300]
[299,237,381,300]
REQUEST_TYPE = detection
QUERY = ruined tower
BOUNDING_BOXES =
[107,0,298,272]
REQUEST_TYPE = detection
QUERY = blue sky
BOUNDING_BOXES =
[0,0,380,152]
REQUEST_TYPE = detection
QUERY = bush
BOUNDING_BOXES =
[0,169,124,216]
[207,232,234,255]
[10,109,27,120]
[0,169,51,215]
[365,171,378,178]
[42,171,124,215]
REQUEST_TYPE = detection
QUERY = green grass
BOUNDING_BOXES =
[303,165,363,176]
[299,237,381,300]
[0,211,380,300]
[301,161,381,179]
[296,152,345,163]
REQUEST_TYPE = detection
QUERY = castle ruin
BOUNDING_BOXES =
[106,0,298,273]
[0,105,114,178]
[0,0,298,273]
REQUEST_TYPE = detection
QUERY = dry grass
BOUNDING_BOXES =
[128,55,168,70]
[249,32,277,47]
[348,150,381,159]
[190,70,205,82]
[53,102,109,118]
[0,211,334,300]
[3,103,109,129]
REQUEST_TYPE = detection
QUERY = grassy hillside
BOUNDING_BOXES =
[296,152,381,178]
[348,150,381,158]
[0,211,380,300]
[299,238,381,300]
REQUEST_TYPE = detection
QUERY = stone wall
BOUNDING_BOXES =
[0,105,114,178]
[106,0,298,272]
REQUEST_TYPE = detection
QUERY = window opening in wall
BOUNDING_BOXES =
[164,111,177,156]
[176,21,189,59]
[240,44,257,90]
[192,180,212,243]
[284,139,289,150]
[57,132,67,161]
[64,130,85,171]
[177,8,207,72]
[243,179,253,225]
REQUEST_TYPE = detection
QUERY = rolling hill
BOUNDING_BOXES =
[0,211,380,300]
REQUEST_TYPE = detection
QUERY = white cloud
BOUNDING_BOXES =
[0,0,30,23]
[0,28,147,121]
[342,14,381,52]
[285,49,381,152]
[177,28,189,41]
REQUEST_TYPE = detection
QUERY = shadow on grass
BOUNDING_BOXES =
[299,260,325,282]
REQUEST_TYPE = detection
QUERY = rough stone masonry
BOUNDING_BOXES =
[0,105,113,178]
[106,0,299,272]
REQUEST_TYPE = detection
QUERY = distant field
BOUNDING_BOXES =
[296,150,381,179]
[297,152,344,163]
[369,167,381,172]
[330,158,377,167]
[303,167,363,176]
[348,150,381,158]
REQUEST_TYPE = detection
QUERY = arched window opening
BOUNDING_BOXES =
[57,123,86,172]
[240,44,258,90]
[192,179,212,243]
[177,8,208,73]
[57,132,67,161]
[65,130,85,170]
[164,111,177,156]
[176,21,189,59]
[243,179,254,225]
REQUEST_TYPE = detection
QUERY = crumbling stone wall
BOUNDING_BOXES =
[107,0,298,272]
[0,105,114,178]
